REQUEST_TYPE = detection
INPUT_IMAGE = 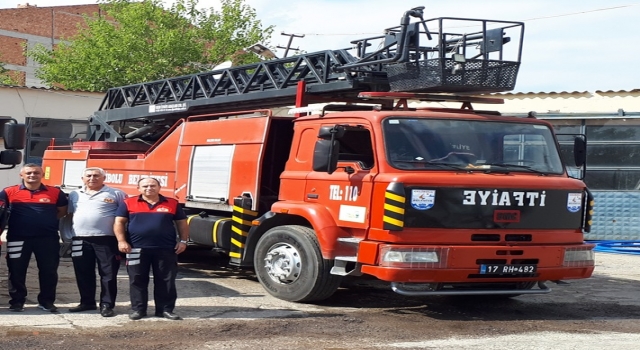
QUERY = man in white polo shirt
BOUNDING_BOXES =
[67,167,127,317]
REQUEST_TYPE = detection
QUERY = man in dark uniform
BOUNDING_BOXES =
[114,177,189,321]
[0,163,68,312]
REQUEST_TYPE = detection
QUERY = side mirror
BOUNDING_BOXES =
[313,139,340,174]
[4,122,27,150]
[1,119,26,169]
[0,150,22,169]
[318,125,346,140]
[0,150,23,165]
[573,136,586,167]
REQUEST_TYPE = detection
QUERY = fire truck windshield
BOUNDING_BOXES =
[382,117,564,174]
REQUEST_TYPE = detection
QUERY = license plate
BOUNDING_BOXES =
[480,264,537,275]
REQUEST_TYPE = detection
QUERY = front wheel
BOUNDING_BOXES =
[254,225,341,302]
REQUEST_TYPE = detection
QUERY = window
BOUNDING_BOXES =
[553,120,584,179]
[503,134,557,167]
[383,117,563,173]
[26,117,89,165]
[548,118,640,190]
[337,127,375,169]
[583,119,640,190]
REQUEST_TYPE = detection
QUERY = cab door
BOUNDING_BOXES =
[305,124,377,230]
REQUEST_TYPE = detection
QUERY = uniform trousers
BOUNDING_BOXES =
[126,248,178,315]
[71,236,121,308]
[6,236,60,307]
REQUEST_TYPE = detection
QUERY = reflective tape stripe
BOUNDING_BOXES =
[71,245,83,252]
[232,216,252,226]
[8,253,21,259]
[385,192,405,203]
[231,225,247,236]
[232,205,258,216]
[383,216,404,227]
[72,240,83,246]
[384,203,405,214]
[231,237,245,248]
[7,241,24,247]
[126,253,141,259]
[7,247,22,253]
[71,251,83,257]
[127,259,140,266]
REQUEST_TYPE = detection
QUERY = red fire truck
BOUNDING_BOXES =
[43,7,595,302]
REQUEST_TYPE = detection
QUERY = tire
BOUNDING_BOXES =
[254,225,341,302]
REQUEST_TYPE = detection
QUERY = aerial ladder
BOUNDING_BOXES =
[86,6,524,143]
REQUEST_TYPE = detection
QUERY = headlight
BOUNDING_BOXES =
[379,246,448,268]
[383,251,439,263]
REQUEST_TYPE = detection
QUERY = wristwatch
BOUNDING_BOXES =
[179,240,188,244]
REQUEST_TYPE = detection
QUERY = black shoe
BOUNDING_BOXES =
[100,305,115,317]
[156,311,181,320]
[37,304,59,313]
[9,304,24,312]
[69,304,97,313]
[129,310,147,320]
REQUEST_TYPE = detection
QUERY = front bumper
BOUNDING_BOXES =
[358,243,595,283]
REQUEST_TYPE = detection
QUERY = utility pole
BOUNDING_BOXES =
[277,32,305,58]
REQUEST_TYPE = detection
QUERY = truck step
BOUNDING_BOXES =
[334,256,358,262]
[336,237,362,244]
[331,256,361,276]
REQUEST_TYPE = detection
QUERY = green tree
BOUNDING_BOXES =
[27,0,273,91]
[0,55,19,85]
[0,65,15,85]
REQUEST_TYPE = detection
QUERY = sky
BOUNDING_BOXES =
[1,0,639,93]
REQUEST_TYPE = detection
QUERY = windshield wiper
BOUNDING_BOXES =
[393,160,469,171]
[483,163,546,174]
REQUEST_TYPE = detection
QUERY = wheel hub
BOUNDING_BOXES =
[263,243,302,284]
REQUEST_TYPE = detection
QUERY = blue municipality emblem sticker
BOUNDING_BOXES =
[567,193,582,213]
[411,189,435,210]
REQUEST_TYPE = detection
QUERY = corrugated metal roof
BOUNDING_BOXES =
[493,89,640,97]
[0,84,101,93]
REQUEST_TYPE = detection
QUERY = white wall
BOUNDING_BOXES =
[0,86,103,189]
[414,90,640,115]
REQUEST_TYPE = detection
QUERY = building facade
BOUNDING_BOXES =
[0,85,101,188]
[0,3,100,86]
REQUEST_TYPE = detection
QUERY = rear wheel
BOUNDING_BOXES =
[254,225,341,302]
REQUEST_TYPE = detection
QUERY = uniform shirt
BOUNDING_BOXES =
[0,183,68,240]
[115,194,186,249]
[69,185,127,237]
